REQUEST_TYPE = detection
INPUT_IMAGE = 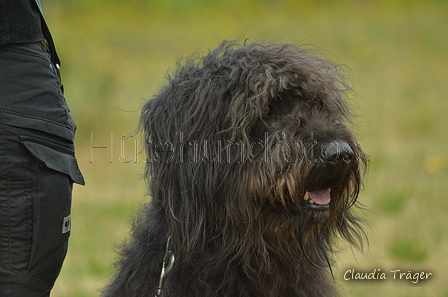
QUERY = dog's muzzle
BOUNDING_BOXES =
[301,140,355,211]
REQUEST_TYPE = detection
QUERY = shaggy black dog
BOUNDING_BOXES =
[102,41,368,297]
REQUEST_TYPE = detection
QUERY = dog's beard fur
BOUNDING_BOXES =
[102,41,368,297]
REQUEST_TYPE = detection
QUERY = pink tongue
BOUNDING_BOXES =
[308,189,331,205]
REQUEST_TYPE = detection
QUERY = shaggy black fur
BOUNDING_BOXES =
[102,41,368,297]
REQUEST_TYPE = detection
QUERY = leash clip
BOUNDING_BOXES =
[156,236,175,297]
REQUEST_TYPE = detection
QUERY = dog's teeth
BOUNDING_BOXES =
[303,192,309,201]
[309,199,315,204]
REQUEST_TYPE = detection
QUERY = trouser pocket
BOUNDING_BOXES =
[0,115,84,287]
[19,135,84,283]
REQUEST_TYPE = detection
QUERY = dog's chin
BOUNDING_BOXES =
[285,200,330,217]
[303,202,330,212]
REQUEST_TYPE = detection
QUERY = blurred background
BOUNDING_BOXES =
[42,0,447,296]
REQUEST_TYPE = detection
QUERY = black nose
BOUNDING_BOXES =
[323,141,354,165]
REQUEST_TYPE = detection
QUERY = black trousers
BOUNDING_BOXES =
[0,42,84,296]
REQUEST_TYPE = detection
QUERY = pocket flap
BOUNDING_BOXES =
[20,137,85,185]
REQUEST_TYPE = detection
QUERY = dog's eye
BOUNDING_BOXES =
[262,107,271,115]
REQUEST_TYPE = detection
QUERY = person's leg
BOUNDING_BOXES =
[0,42,83,297]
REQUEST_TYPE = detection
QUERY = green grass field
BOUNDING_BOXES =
[41,0,448,296]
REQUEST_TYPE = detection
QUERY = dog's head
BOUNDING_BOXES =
[141,41,368,260]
